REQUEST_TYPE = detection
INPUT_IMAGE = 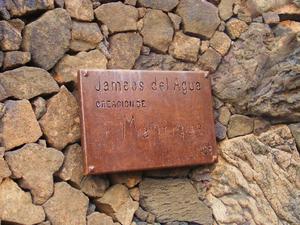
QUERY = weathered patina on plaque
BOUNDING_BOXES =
[78,70,217,174]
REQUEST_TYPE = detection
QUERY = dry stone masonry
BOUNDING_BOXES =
[0,0,300,225]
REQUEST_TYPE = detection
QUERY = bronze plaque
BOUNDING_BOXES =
[78,70,217,174]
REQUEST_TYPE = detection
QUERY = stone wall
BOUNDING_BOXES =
[0,0,300,225]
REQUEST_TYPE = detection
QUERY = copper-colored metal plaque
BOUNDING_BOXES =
[78,70,217,175]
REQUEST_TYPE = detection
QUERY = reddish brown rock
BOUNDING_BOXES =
[210,31,231,56]
[22,8,71,70]
[226,18,248,39]
[6,0,54,17]
[81,175,110,198]
[137,0,179,11]
[39,86,80,150]
[0,67,59,100]
[5,143,64,204]
[218,0,234,21]
[168,12,182,30]
[43,182,89,225]
[198,48,222,72]
[227,114,254,138]
[0,178,45,224]
[54,50,107,84]
[95,184,139,225]
[95,2,138,33]
[108,32,143,69]
[109,172,142,188]
[176,0,220,38]
[0,148,11,183]
[65,0,93,21]
[3,51,30,70]
[169,31,200,62]
[141,9,174,53]
[57,143,83,187]
[70,21,103,52]
[87,212,120,225]
[1,100,42,150]
[0,20,22,51]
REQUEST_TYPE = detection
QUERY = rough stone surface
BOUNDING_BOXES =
[0,148,11,183]
[198,48,222,72]
[227,114,254,138]
[134,53,200,71]
[1,100,42,150]
[168,12,182,31]
[0,178,45,224]
[262,12,280,24]
[0,20,22,51]
[210,31,231,56]
[215,121,227,141]
[108,33,143,69]
[218,0,234,21]
[0,51,3,68]
[57,144,83,187]
[169,31,200,62]
[247,0,290,15]
[110,172,142,188]
[95,2,138,33]
[5,143,64,204]
[70,21,103,52]
[54,50,107,84]
[226,18,248,39]
[95,184,139,225]
[140,178,213,225]
[32,97,47,120]
[0,67,59,100]
[39,86,80,150]
[218,106,231,125]
[137,0,178,11]
[87,212,120,225]
[80,175,110,198]
[5,0,54,17]
[3,51,30,70]
[213,23,300,122]
[141,10,174,53]
[43,182,89,225]
[22,8,71,70]
[176,0,220,39]
[65,0,93,21]
[207,125,300,225]
[289,123,300,149]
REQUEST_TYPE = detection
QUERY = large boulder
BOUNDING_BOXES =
[53,50,107,84]
[1,100,42,150]
[95,2,138,34]
[95,184,139,225]
[22,8,71,70]
[5,143,64,204]
[141,10,174,53]
[64,0,93,21]
[137,0,179,11]
[0,66,59,100]
[70,21,103,52]
[0,20,22,51]
[207,125,300,225]
[43,182,89,225]
[0,178,45,224]
[108,32,143,69]
[140,178,213,224]
[5,0,54,17]
[213,23,300,122]
[39,86,80,150]
[176,0,220,39]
